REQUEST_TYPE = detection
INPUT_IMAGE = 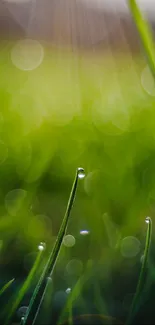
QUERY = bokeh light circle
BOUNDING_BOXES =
[11,39,44,71]
[63,235,75,248]
[66,259,83,276]
[5,189,27,216]
[120,236,141,258]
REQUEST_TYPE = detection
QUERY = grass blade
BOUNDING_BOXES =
[0,278,15,296]
[128,0,155,76]
[22,167,85,325]
[126,216,152,325]
[4,244,45,325]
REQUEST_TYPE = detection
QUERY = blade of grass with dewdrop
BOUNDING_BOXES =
[4,247,44,325]
[126,217,152,325]
[128,0,155,77]
[22,168,85,325]
[0,278,15,297]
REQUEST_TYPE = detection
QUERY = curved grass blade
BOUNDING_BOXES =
[126,216,152,325]
[128,0,155,77]
[0,278,15,297]
[4,244,45,325]
[22,167,85,325]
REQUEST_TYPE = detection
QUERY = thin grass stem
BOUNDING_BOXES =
[126,216,152,325]
[4,245,44,325]
[0,278,15,297]
[22,167,85,325]
[128,0,155,77]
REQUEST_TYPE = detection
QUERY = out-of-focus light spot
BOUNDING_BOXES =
[66,259,83,276]
[77,167,85,179]
[53,291,67,308]
[121,236,141,258]
[38,242,46,251]
[63,235,75,248]
[66,287,71,294]
[141,66,155,96]
[11,39,44,71]
[17,306,28,319]
[0,141,8,165]
[80,230,89,235]
[23,252,37,271]
[5,189,27,216]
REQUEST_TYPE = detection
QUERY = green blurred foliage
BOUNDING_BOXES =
[0,42,154,277]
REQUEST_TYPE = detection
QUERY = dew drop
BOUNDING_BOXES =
[21,316,25,324]
[66,287,71,294]
[77,167,85,179]
[38,242,46,251]
[80,230,89,235]
[145,216,151,224]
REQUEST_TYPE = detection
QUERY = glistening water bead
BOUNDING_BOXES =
[145,216,151,224]
[77,167,85,179]
[38,242,46,251]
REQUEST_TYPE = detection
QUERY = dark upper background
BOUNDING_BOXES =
[0,0,153,52]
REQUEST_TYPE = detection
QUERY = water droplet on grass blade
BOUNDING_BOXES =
[145,216,151,224]
[77,168,85,179]
[66,287,71,294]
[21,316,25,322]
[17,306,28,319]
[38,242,46,251]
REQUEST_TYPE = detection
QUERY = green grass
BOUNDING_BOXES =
[22,168,85,325]
[0,0,155,324]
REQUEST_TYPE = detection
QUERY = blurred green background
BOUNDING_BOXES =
[0,40,155,324]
